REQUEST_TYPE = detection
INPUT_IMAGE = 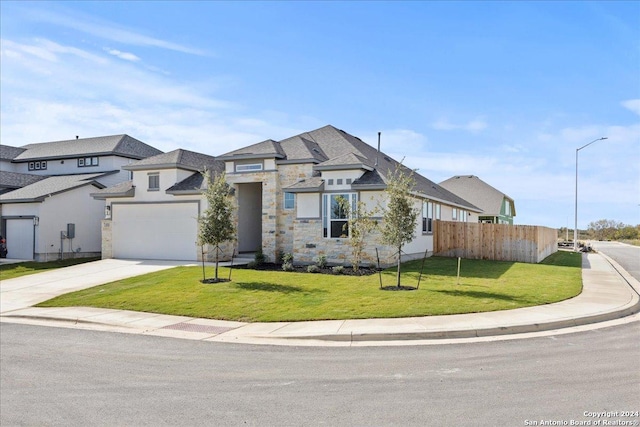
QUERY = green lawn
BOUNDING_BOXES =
[37,252,583,322]
[0,257,101,280]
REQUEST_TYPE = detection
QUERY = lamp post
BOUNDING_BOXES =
[574,137,608,252]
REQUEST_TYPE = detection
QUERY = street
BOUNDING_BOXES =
[2,322,638,426]
[591,241,640,282]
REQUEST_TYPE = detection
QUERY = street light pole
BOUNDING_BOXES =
[574,137,608,252]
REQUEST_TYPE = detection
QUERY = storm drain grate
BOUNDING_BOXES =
[161,322,235,335]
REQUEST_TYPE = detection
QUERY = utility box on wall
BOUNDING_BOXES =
[66,223,75,239]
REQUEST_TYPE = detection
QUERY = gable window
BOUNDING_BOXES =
[422,201,440,233]
[322,193,357,238]
[235,163,263,172]
[28,161,47,171]
[284,192,295,210]
[148,173,160,191]
[78,157,99,167]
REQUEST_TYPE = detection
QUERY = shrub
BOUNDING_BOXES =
[332,265,344,275]
[315,255,327,268]
[254,247,266,266]
[307,265,321,273]
[282,253,294,264]
[282,262,295,272]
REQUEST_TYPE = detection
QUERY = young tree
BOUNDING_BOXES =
[380,165,419,287]
[198,170,236,282]
[338,196,378,272]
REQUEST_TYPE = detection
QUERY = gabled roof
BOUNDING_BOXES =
[90,180,135,199]
[0,145,26,161]
[264,125,481,211]
[0,173,108,203]
[13,135,162,162]
[283,176,325,193]
[124,149,224,173]
[217,139,286,161]
[0,171,48,191]
[314,152,373,171]
[439,175,515,217]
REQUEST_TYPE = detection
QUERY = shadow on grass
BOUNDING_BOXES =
[433,289,528,303]
[395,257,516,279]
[235,282,327,294]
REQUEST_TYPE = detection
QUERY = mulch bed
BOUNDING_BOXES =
[235,262,378,276]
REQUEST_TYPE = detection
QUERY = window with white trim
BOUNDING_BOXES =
[148,173,160,191]
[235,163,263,172]
[322,193,357,238]
[284,192,295,210]
[452,208,458,221]
[422,201,440,233]
[28,161,47,171]
[78,157,99,167]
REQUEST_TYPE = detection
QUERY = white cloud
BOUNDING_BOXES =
[622,99,640,116]
[430,116,488,132]
[26,7,207,56]
[105,48,140,62]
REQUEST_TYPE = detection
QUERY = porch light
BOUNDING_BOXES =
[33,216,39,226]
[105,205,112,219]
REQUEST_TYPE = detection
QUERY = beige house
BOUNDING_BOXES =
[95,125,481,266]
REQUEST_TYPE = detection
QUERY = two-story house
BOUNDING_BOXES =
[95,125,481,265]
[0,135,162,260]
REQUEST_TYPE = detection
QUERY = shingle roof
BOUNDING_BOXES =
[283,176,325,193]
[439,175,514,216]
[13,135,162,162]
[90,180,135,199]
[124,149,224,173]
[218,139,285,160]
[0,173,107,203]
[166,172,206,194]
[0,145,26,160]
[0,171,47,190]
[268,125,480,211]
[315,152,373,171]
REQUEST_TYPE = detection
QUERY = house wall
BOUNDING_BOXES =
[12,155,135,180]
[130,169,193,202]
[277,163,314,257]
[36,185,104,260]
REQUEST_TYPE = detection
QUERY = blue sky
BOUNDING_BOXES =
[1,1,638,229]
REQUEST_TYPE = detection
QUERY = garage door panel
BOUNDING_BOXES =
[5,219,34,260]
[112,203,198,261]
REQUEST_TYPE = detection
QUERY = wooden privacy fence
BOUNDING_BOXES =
[433,221,557,263]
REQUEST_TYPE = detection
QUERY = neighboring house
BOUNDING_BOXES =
[0,135,162,260]
[95,125,481,265]
[439,175,516,225]
[92,149,224,261]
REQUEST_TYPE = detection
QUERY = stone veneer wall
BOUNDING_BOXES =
[101,219,112,259]
[226,170,279,262]
[292,219,397,267]
[276,163,314,259]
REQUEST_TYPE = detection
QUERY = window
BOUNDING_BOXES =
[235,163,262,172]
[346,178,352,185]
[322,193,357,238]
[327,179,334,186]
[461,211,468,222]
[284,192,295,210]
[337,179,343,185]
[422,201,438,233]
[148,173,160,191]
[452,208,458,221]
[28,161,47,171]
[78,157,99,167]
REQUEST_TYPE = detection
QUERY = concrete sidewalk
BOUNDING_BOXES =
[1,253,638,346]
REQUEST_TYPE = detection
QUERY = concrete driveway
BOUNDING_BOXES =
[0,259,191,314]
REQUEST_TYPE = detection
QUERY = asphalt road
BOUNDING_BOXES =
[2,322,639,426]
[591,241,640,282]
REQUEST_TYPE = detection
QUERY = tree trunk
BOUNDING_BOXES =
[396,245,402,288]
[214,245,219,281]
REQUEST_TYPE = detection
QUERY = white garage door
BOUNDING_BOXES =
[112,203,199,261]
[6,219,34,260]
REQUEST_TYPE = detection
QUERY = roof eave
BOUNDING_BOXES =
[91,188,136,200]
[314,164,374,172]
[218,153,286,161]
[123,163,200,172]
